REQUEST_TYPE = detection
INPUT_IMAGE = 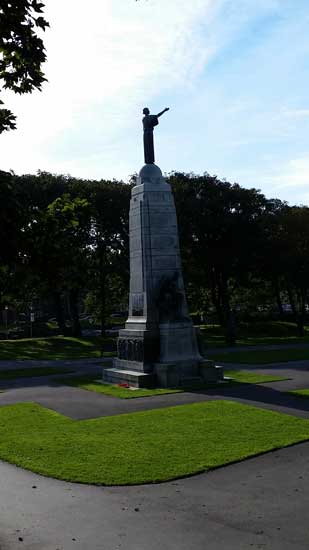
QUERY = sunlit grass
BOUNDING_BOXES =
[0,336,109,360]
[208,348,309,364]
[0,401,308,485]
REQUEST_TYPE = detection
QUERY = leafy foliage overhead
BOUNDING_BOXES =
[0,0,49,133]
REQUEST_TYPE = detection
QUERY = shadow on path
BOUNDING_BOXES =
[190,382,309,418]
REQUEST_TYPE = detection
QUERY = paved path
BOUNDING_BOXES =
[0,358,106,371]
[0,441,308,550]
[207,342,309,352]
[0,358,309,549]
[1,360,309,419]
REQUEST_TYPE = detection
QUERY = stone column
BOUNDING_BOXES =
[103,164,223,387]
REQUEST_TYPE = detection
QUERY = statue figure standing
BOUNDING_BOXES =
[142,107,169,164]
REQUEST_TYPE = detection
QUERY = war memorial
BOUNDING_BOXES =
[104,108,223,388]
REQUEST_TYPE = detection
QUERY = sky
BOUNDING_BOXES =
[1,0,309,205]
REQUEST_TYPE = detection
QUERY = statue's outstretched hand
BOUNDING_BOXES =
[165,107,170,112]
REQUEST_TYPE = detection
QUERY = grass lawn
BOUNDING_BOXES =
[57,375,183,399]
[207,348,309,364]
[0,336,112,360]
[200,321,309,348]
[0,367,74,380]
[56,370,288,399]
[204,335,309,348]
[0,401,308,485]
[224,370,289,384]
[288,389,309,399]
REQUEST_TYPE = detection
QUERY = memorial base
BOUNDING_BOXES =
[102,163,224,388]
[154,359,224,388]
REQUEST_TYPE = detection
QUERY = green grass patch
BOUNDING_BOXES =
[57,371,288,398]
[288,389,309,399]
[224,370,289,384]
[0,401,309,485]
[0,367,74,380]
[57,375,182,398]
[200,321,309,348]
[0,336,113,360]
[208,348,309,364]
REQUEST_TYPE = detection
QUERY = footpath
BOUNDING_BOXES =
[0,349,308,549]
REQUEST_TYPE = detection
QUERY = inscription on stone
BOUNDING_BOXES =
[117,338,144,362]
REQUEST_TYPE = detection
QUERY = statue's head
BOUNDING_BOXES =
[143,107,150,115]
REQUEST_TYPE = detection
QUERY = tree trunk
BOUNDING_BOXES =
[99,260,107,339]
[273,278,284,318]
[209,267,224,325]
[97,241,107,341]
[286,282,306,335]
[53,292,67,334]
[296,288,306,337]
[221,273,236,346]
[286,283,297,318]
[69,289,82,338]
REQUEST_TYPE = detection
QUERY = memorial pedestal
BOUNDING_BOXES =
[103,164,223,388]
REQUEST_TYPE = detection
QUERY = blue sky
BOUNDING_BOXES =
[1,0,309,205]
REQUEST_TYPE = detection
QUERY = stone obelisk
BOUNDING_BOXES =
[103,108,223,387]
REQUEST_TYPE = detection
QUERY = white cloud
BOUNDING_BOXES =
[0,0,218,174]
[282,109,309,118]
[260,155,309,189]
[1,0,308,193]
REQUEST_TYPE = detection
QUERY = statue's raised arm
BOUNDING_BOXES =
[157,107,170,118]
[142,107,170,164]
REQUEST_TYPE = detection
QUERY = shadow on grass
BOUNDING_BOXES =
[217,361,309,372]
[0,336,117,361]
[184,380,309,417]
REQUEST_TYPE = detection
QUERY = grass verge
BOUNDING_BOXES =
[56,371,288,399]
[224,371,289,384]
[288,389,309,399]
[208,348,309,364]
[0,367,74,380]
[0,336,111,360]
[0,401,308,485]
[56,375,182,399]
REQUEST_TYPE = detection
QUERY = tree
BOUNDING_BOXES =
[0,170,24,307]
[170,172,270,343]
[25,193,92,336]
[260,205,309,336]
[85,180,130,337]
[0,0,49,133]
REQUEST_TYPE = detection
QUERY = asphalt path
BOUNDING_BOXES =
[0,358,309,549]
[1,360,309,419]
[0,441,308,550]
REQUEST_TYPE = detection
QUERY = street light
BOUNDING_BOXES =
[4,306,8,340]
[30,304,34,338]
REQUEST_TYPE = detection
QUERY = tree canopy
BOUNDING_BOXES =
[0,0,49,133]
[2,168,309,340]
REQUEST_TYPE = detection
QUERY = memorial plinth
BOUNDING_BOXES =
[103,164,223,387]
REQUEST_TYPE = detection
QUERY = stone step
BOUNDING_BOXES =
[103,368,155,388]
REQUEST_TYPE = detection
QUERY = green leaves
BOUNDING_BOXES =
[0,0,49,132]
[0,105,17,132]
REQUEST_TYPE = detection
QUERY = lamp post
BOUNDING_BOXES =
[4,306,8,340]
[30,304,34,339]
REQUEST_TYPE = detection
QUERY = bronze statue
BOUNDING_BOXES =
[142,107,169,164]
